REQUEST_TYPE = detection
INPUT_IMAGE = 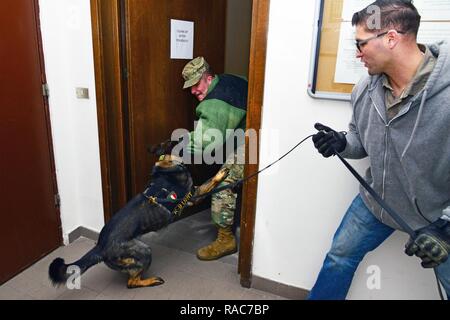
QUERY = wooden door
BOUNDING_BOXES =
[0,0,62,284]
[124,0,226,194]
[91,0,226,218]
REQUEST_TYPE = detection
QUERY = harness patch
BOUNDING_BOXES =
[173,191,193,216]
[167,192,178,202]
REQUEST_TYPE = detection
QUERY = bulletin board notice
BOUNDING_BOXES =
[308,0,450,101]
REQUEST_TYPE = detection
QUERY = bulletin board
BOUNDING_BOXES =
[307,0,450,101]
[308,0,353,101]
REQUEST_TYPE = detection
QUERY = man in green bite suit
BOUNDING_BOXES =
[181,56,247,261]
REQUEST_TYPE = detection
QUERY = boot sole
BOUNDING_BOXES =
[196,247,238,261]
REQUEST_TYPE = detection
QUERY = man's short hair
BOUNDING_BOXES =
[352,0,421,38]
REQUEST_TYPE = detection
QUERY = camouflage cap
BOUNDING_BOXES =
[182,56,209,89]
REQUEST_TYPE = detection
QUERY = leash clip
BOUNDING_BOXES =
[147,196,157,204]
[142,187,158,205]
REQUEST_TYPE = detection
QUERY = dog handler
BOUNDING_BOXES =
[309,0,450,299]
[180,56,247,261]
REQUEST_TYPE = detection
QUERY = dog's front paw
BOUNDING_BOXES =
[213,168,230,183]
[186,201,195,207]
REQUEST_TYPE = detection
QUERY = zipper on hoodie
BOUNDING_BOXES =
[381,102,413,223]
[380,125,389,223]
[369,96,389,223]
[370,92,418,225]
[380,112,410,223]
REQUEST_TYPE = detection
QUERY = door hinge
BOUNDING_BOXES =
[55,193,61,209]
[42,83,49,97]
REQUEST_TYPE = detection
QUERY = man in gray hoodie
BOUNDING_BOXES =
[308,0,450,299]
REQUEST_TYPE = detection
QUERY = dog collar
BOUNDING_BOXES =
[158,154,184,164]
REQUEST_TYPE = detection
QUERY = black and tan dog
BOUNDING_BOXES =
[49,141,228,289]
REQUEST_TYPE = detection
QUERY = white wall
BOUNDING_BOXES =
[39,0,104,243]
[252,0,441,299]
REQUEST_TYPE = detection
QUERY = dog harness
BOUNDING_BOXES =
[142,158,194,219]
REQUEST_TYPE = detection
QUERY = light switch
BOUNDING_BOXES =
[76,87,89,99]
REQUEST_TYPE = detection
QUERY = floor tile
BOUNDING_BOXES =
[0,211,285,300]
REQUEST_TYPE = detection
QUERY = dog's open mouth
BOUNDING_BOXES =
[155,154,184,168]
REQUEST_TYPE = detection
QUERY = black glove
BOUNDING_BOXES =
[231,181,242,194]
[312,123,347,158]
[405,218,450,268]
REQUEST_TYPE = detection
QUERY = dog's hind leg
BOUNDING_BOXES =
[127,272,164,289]
[104,239,164,289]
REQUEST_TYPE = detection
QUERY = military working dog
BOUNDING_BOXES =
[49,141,229,289]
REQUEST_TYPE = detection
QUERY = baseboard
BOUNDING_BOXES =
[251,275,309,300]
[68,226,99,243]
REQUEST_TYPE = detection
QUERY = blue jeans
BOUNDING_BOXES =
[307,194,450,300]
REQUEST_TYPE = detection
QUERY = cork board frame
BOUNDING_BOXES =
[308,0,354,101]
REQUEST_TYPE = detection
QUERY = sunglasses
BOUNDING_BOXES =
[355,30,405,52]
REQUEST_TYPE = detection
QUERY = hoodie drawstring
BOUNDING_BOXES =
[401,89,428,159]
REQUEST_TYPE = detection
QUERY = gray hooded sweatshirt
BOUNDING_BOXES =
[341,41,450,231]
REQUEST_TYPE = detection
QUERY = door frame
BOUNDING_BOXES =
[237,0,270,288]
[34,0,61,216]
[91,0,128,222]
[90,0,270,287]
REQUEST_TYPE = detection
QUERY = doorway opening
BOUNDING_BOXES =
[91,0,269,287]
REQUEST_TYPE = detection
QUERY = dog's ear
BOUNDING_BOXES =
[147,144,161,156]
[147,139,179,158]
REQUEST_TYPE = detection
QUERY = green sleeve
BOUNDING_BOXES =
[187,99,246,154]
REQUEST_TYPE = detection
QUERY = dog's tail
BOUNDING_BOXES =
[48,246,103,286]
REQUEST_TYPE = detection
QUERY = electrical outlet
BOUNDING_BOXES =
[76,87,89,99]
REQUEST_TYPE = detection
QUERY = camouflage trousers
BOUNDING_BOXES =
[211,144,245,228]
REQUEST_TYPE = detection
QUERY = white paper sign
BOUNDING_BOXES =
[335,20,450,84]
[410,0,450,21]
[342,0,373,21]
[170,19,194,59]
[417,21,450,43]
[334,22,367,85]
[342,0,450,22]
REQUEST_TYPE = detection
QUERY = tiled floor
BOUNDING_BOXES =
[0,209,286,300]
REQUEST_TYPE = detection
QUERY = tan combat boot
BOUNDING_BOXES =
[197,225,237,261]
